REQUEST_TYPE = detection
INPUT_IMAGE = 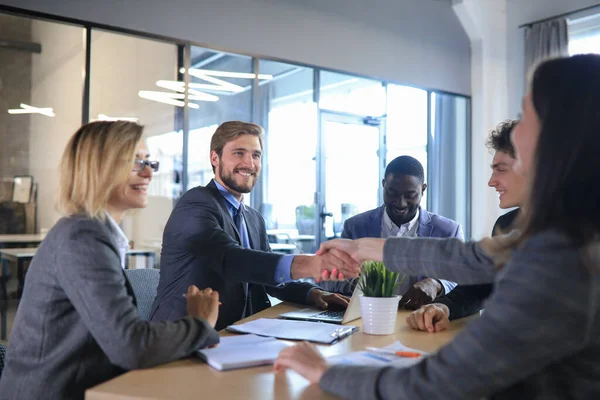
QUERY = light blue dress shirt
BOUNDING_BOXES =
[214,181,294,285]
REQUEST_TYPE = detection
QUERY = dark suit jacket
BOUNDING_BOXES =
[437,208,520,320]
[149,180,317,330]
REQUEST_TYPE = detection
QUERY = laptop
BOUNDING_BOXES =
[278,286,362,324]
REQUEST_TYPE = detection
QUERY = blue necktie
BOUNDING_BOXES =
[234,206,252,317]
[234,206,250,249]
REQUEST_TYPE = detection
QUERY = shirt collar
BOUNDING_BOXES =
[214,179,244,212]
[105,211,129,247]
[383,207,420,232]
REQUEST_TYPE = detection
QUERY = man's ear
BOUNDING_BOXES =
[381,178,386,189]
[210,150,219,170]
[421,183,427,194]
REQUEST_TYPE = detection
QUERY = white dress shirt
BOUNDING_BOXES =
[106,212,130,269]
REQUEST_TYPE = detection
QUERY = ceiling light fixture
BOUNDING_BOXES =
[8,103,55,117]
[96,114,139,122]
[179,68,273,80]
[139,68,272,108]
[138,91,200,109]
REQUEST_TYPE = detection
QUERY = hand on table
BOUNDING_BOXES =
[406,303,450,333]
[398,278,442,309]
[185,285,219,328]
[274,342,328,384]
[309,290,350,310]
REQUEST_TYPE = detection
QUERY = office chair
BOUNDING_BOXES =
[124,269,160,321]
[0,342,6,379]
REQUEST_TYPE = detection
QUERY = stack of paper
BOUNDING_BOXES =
[227,318,358,344]
[328,341,428,368]
[197,334,290,371]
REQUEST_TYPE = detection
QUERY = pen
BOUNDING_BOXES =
[182,294,222,305]
[365,347,422,358]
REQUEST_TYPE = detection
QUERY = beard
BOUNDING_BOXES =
[218,165,257,194]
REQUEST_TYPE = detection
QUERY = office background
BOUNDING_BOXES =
[0,0,599,253]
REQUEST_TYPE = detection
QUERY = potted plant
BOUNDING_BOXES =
[357,261,405,335]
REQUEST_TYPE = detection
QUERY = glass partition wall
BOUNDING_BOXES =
[0,8,472,258]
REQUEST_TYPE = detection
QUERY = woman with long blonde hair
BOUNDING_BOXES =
[275,55,600,399]
[0,121,220,400]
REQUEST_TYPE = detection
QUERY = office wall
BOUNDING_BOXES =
[0,0,471,95]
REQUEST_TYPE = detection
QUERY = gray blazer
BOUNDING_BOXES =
[0,215,219,400]
[320,231,600,399]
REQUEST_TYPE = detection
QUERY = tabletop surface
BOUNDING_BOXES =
[86,302,476,400]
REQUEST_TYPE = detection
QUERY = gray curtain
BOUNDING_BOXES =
[524,19,569,79]
[428,93,470,238]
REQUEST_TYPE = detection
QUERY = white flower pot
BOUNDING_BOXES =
[359,295,401,335]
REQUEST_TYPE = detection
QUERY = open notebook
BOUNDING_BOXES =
[197,334,290,371]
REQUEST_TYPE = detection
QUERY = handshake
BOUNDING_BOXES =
[290,238,386,281]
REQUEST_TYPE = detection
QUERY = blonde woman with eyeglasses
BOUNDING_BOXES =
[0,121,220,400]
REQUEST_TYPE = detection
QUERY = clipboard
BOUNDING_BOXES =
[227,318,359,344]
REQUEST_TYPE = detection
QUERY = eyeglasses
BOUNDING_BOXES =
[133,159,160,172]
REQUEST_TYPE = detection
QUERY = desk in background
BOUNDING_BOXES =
[270,243,297,254]
[86,303,476,400]
[0,234,44,249]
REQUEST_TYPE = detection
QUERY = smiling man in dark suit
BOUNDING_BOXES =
[150,121,358,330]
[319,155,462,309]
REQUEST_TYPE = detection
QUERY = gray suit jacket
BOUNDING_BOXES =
[320,232,600,399]
[0,215,219,400]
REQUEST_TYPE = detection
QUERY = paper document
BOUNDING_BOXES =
[226,318,358,344]
[328,341,428,368]
[197,334,290,371]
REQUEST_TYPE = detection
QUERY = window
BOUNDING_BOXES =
[569,13,600,55]
[89,29,180,252]
[0,13,84,234]
[187,47,254,204]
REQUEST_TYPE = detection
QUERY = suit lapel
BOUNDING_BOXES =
[243,209,261,250]
[368,206,385,238]
[417,207,433,237]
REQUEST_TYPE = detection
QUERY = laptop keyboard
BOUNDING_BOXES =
[315,309,345,320]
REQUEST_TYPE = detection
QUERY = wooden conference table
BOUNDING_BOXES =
[86,303,477,400]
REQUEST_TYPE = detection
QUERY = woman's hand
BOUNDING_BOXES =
[406,303,450,333]
[274,342,328,384]
[185,285,219,328]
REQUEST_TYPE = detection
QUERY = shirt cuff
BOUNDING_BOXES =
[438,279,457,296]
[274,255,295,284]
[306,287,320,303]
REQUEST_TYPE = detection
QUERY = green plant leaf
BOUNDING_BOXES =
[356,260,405,297]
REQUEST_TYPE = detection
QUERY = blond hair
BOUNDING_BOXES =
[56,121,143,219]
[210,121,264,172]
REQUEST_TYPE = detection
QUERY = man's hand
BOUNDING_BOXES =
[398,278,442,309]
[290,250,360,281]
[185,285,219,328]
[406,303,450,333]
[309,290,350,310]
[274,342,328,384]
